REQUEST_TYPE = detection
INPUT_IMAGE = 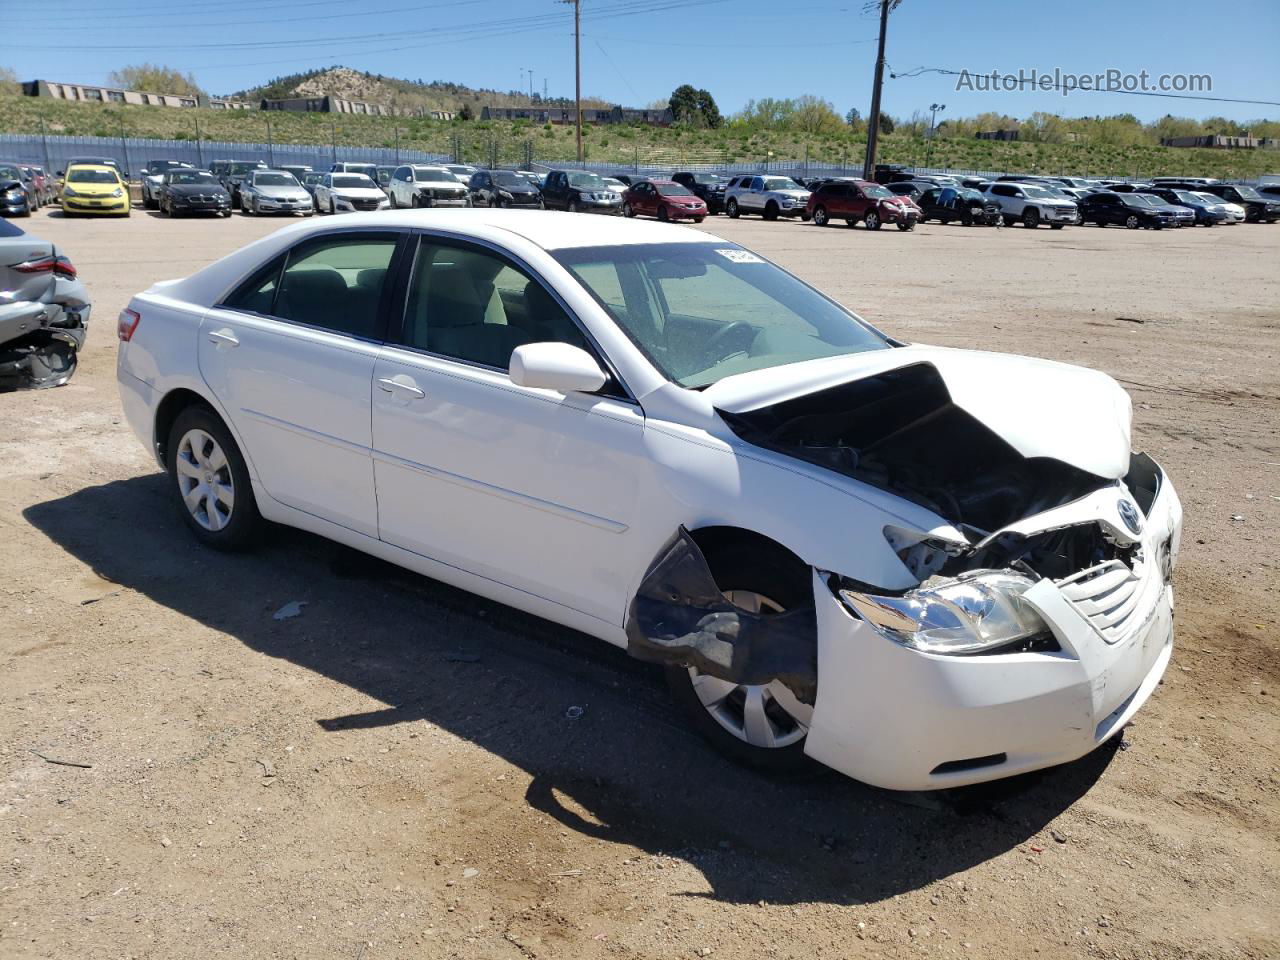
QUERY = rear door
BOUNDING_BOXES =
[199,229,406,537]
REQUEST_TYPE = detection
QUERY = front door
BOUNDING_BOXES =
[199,229,404,537]
[370,235,648,626]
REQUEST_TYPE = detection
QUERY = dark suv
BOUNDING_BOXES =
[540,170,622,214]
[1196,183,1280,223]
[671,171,727,214]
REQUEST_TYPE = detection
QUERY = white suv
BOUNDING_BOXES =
[724,174,811,220]
[982,182,1078,229]
[387,164,471,209]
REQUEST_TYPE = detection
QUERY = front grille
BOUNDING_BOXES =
[352,198,380,210]
[1056,556,1159,644]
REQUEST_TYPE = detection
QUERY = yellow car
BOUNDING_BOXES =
[59,163,131,217]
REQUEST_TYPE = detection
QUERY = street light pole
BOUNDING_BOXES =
[925,102,944,168]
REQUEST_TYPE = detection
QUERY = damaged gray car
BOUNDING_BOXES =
[0,219,90,389]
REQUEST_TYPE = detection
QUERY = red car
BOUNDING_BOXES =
[805,178,920,231]
[622,179,708,222]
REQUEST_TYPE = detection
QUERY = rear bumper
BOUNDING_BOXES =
[117,366,160,466]
[805,461,1182,791]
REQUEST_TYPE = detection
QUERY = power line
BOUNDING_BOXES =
[55,0,486,31]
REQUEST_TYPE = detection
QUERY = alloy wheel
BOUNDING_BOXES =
[813,206,828,226]
[174,429,235,532]
[686,590,812,750]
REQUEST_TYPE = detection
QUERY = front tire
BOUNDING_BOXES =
[664,542,815,774]
[622,201,635,218]
[763,201,779,221]
[1023,207,1040,228]
[166,406,261,551]
[897,220,913,231]
[864,210,881,230]
[1125,214,1140,229]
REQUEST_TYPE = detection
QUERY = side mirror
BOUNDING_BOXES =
[509,342,607,394]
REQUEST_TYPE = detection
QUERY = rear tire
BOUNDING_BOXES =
[812,205,829,227]
[726,198,740,219]
[165,406,261,551]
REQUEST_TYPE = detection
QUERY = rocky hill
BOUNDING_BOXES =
[229,66,611,116]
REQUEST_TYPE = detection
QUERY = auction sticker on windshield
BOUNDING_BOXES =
[715,248,763,264]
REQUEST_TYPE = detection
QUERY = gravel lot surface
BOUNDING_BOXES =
[2,205,1277,960]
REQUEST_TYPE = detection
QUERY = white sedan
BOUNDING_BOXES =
[311,172,391,215]
[115,211,1181,790]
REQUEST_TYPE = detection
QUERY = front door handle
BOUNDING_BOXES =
[207,328,239,348]
[377,376,425,400]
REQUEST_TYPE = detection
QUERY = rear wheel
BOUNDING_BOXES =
[665,542,815,774]
[812,205,829,226]
[726,198,740,219]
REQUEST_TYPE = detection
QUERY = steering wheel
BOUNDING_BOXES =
[702,320,755,361]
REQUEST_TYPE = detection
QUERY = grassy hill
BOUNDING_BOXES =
[2,91,1276,179]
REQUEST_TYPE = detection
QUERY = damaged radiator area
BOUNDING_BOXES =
[719,363,1109,537]
[624,529,818,702]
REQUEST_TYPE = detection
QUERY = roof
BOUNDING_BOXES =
[243,208,726,251]
[65,162,117,172]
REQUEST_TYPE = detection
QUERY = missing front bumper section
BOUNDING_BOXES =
[624,528,818,702]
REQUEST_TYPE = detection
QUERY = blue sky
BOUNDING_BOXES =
[9,0,1278,122]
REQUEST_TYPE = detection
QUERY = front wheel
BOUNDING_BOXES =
[726,198,740,219]
[166,406,261,551]
[763,202,779,221]
[1022,208,1040,228]
[329,197,336,215]
[622,201,634,218]
[568,200,580,213]
[1050,223,1065,230]
[389,192,398,208]
[664,545,815,774]
[1125,214,1140,229]
[897,220,914,231]
[864,211,881,231]
[658,206,670,222]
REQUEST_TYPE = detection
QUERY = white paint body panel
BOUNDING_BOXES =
[116,210,1182,790]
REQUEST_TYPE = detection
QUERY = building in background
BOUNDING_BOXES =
[22,79,250,110]
[1159,134,1276,149]
[481,105,673,126]
[261,96,390,116]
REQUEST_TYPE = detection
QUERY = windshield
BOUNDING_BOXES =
[333,174,375,189]
[863,184,892,199]
[344,165,376,178]
[960,189,986,202]
[230,162,265,175]
[148,161,185,173]
[1021,185,1057,199]
[1119,195,1148,207]
[446,166,472,176]
[555,242,889,388]
[1174,191,1202,204]
[655,182,694,196]
[692,173,722,184]
[1193,192,1222,204]
[68,168,119,184]
[568,173,606,188]
[762,178,804,191]
[1231,185,1261,200]
[492,171,525,186]
[304,173,323,184]
[1133,194,1164,206]
[254,173,298,186]
[413,167,452,181]
[170,171,219,185]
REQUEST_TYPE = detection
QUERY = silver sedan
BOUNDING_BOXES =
[239,171,315,217]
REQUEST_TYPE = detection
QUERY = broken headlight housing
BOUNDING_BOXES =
[837,571,1051,656]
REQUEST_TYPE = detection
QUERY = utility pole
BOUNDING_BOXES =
[560,0,583,163]
[528,67,534,99]
[862,0,897,180]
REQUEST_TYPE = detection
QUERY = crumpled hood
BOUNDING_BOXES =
[705,345,1133,479]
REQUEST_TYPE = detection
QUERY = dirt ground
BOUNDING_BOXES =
[2,205,1277,960]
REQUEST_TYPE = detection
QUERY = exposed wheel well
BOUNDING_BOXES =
[154,388,215,464]
[686,526,812,605]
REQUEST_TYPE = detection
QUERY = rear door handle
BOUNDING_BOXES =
[207,328,239,348]
[377,376,425,400]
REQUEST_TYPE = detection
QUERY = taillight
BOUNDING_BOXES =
[118,308,141,342]
[12,255,76,279]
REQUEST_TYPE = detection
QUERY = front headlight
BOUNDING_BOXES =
[837,570,1050,656]
[499,190,513,199]
[111,187,123,198]
[63,186,80,197]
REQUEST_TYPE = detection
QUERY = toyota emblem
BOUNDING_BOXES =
[1117,499,1143,536]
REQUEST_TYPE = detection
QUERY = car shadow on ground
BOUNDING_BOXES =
[24,474,1119,906]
